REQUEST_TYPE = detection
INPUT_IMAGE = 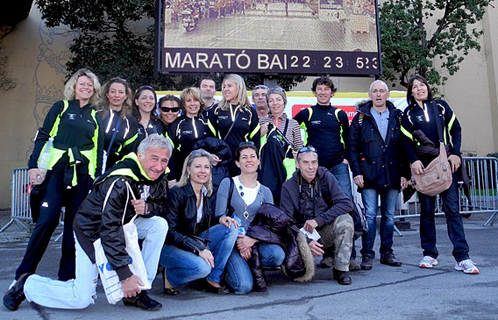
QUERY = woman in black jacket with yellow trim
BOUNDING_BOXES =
[206,74,260,176]
[132,85,167,145]
[9,69,103,291]
[96,77,139,173]
[168,87,212,183]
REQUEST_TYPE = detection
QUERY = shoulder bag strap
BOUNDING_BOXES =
[225,178,235,216]
[430,102,444,143]
[282,118,289,137]
[223,112,241,141]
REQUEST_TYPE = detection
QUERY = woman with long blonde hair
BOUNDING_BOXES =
[206,74,260,176]
[4,69,103,301]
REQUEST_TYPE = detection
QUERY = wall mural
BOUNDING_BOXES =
[0,25,17,92]
[27,21,75,158]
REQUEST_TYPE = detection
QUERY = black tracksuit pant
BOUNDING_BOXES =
[15,169,91,281]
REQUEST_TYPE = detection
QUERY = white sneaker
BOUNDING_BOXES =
[419,256,438,268]
[455,259,480,274]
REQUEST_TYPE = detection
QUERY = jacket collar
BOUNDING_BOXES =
[357,100,397,116]
[269,113,288,121]
[96,152,158,185]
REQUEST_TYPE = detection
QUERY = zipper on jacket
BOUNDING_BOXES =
[422,103,430,122]
[192,117,198,138]
[105,111,115,134]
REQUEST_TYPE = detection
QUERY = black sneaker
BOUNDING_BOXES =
[123,291,162,311]
[380,252,402,267]
[3,273,30,311]
[360,256,373,270]
[332,268,352,285]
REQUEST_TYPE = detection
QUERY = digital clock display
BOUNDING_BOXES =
[157,0,382,76]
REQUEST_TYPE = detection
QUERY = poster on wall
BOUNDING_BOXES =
[158,0,381,76]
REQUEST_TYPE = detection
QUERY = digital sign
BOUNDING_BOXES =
[157,0,381,76]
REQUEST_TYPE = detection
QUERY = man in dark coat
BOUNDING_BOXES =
[349,80,409,271]
[280,147,355,285]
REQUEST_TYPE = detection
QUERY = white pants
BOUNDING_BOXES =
[134,216,168,285]
[24,216,168,309]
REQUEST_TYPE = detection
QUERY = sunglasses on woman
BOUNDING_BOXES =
[160,106,180,113]
[238,141,255,147]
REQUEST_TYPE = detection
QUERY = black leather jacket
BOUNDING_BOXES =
[162,181,214,253]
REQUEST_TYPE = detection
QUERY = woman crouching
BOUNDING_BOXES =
[215,143,286,294]
[159,149,238,295]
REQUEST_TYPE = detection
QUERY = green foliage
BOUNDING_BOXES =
[379,0,492,92]
[36,0,305,91]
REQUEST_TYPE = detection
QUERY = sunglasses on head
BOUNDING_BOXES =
[239,141,255,147]
[160,106,180,113]
[297,146,317,155]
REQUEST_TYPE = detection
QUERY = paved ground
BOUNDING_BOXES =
[0,211,496,320]
[164,2,378,52]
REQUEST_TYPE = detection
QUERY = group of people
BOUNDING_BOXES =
[3,71,479,314]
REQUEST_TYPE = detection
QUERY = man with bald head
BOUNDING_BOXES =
[349,80,409,271]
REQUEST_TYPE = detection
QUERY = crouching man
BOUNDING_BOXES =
[280,146,355,285]
[4,134,171,311]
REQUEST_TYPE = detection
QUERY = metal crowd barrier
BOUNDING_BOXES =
[0,167,64,240]
[395,157,498,227]
[3,158,497,238]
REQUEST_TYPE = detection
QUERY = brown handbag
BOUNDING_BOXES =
[411,142,453,196]
[410,102,453,196]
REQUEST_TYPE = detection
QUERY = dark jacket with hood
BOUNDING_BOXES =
[162,181,214,254]
[245,204,315,291]
[280,167,353,229]
[74,153,160,281]
[349,100,410,190]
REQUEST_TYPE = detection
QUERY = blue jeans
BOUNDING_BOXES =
[330,162,356,260]
[160,224,238,287]
[330,162,353,199]
[419,174,470,262]
[226,243,285,294]
[360,188,398,259]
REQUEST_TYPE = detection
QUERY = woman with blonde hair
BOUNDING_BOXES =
[167,87,212,182]
[96,77,139,172]
[207,74,260,176]
[4,69,103,307]
[159,149,238,295]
